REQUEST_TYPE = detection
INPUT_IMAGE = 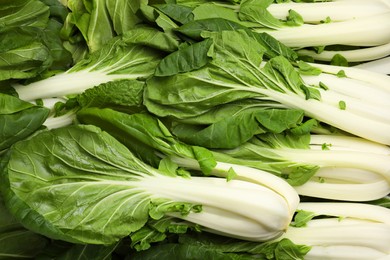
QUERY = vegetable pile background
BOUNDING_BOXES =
[1,0,390,259]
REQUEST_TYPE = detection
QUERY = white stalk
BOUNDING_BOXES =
[139,174,292,236]
[275,203,390,256]
[355,56,390,74]
[305,245,389,260]
[36,97,76,129]
[296,202,390,224]
[295,168,390,201]
[297,42,390,62]
[274,148,390,179]
[261,12,390,47]
[309,135,390,155]
[13,71,144,102]
[253,89,390,145]
[281,222,390,254]
[170,156,300,217]
[268,0,390,23]
[314,167,388,183]
[307,62,390,91]
[301,73,390,106]
[317,89,390,123]
[169,205,284,241]
[44,112,76,129]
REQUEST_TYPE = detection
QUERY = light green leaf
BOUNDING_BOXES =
[0,125,201,245]
[239,0,284,29]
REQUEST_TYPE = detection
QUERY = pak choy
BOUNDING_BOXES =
[0,27,178,149]
[143,29,390,146]
[0,124,299,249]
[76,107,390,203]
[162,0,390,63]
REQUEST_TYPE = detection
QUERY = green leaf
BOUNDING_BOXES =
[131,243,246,259]
[144,30,305,122]
[0,0,50,31]
[131,232,310,260]
[291,210,316,227]
[38,243,118,260]
[176,18,247,40]
[176,19,297,61]
[68,35,163,76]
[330,54,348,67]
[338,100,346,110]
[212,132,319,186]
[76,108,217,172]
[106,0,142,35]
[121,26,180,53]
[239,0,284,29]
[154,4,194,24]
[0,27,52,81]
[0,229,49,259]
[76,79,145,112]
[192,3,253,27]
[297,61,322,76]
[0,94,49,151]
[155,38,213,76]
[0,193,49,259]
[226,168,237,182]
[286,9,304,26]
[172,105,305,149]
[336,69,347,78]
[130,225,167,251]
[0,125,201,245]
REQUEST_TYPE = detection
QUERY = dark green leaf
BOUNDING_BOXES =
[0,27,52,81]
[172,105,304,149]
[155,38,212,76]
[176,18,247,40]
[0,94,49,151]
[0,0,49,31]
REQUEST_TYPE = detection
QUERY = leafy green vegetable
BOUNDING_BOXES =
[0,193,49,259]
[176,19,298,61]
[131,232,310,260]
[61,0,143,52]
[77,107,217,170]
[170,102,304,148]
[144,29,390,145]
[0,0,50,31]
[165,0,390,63]
[13,29,169,102]
[0,0,72,82]
[155,38,213,76]
[154,4,194,24]
[0,124,295,246]
[37,243,119,260]
[76,107,300,218]
[0,27,52,81]
[282,202,390,259]
[0,93,49,152]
